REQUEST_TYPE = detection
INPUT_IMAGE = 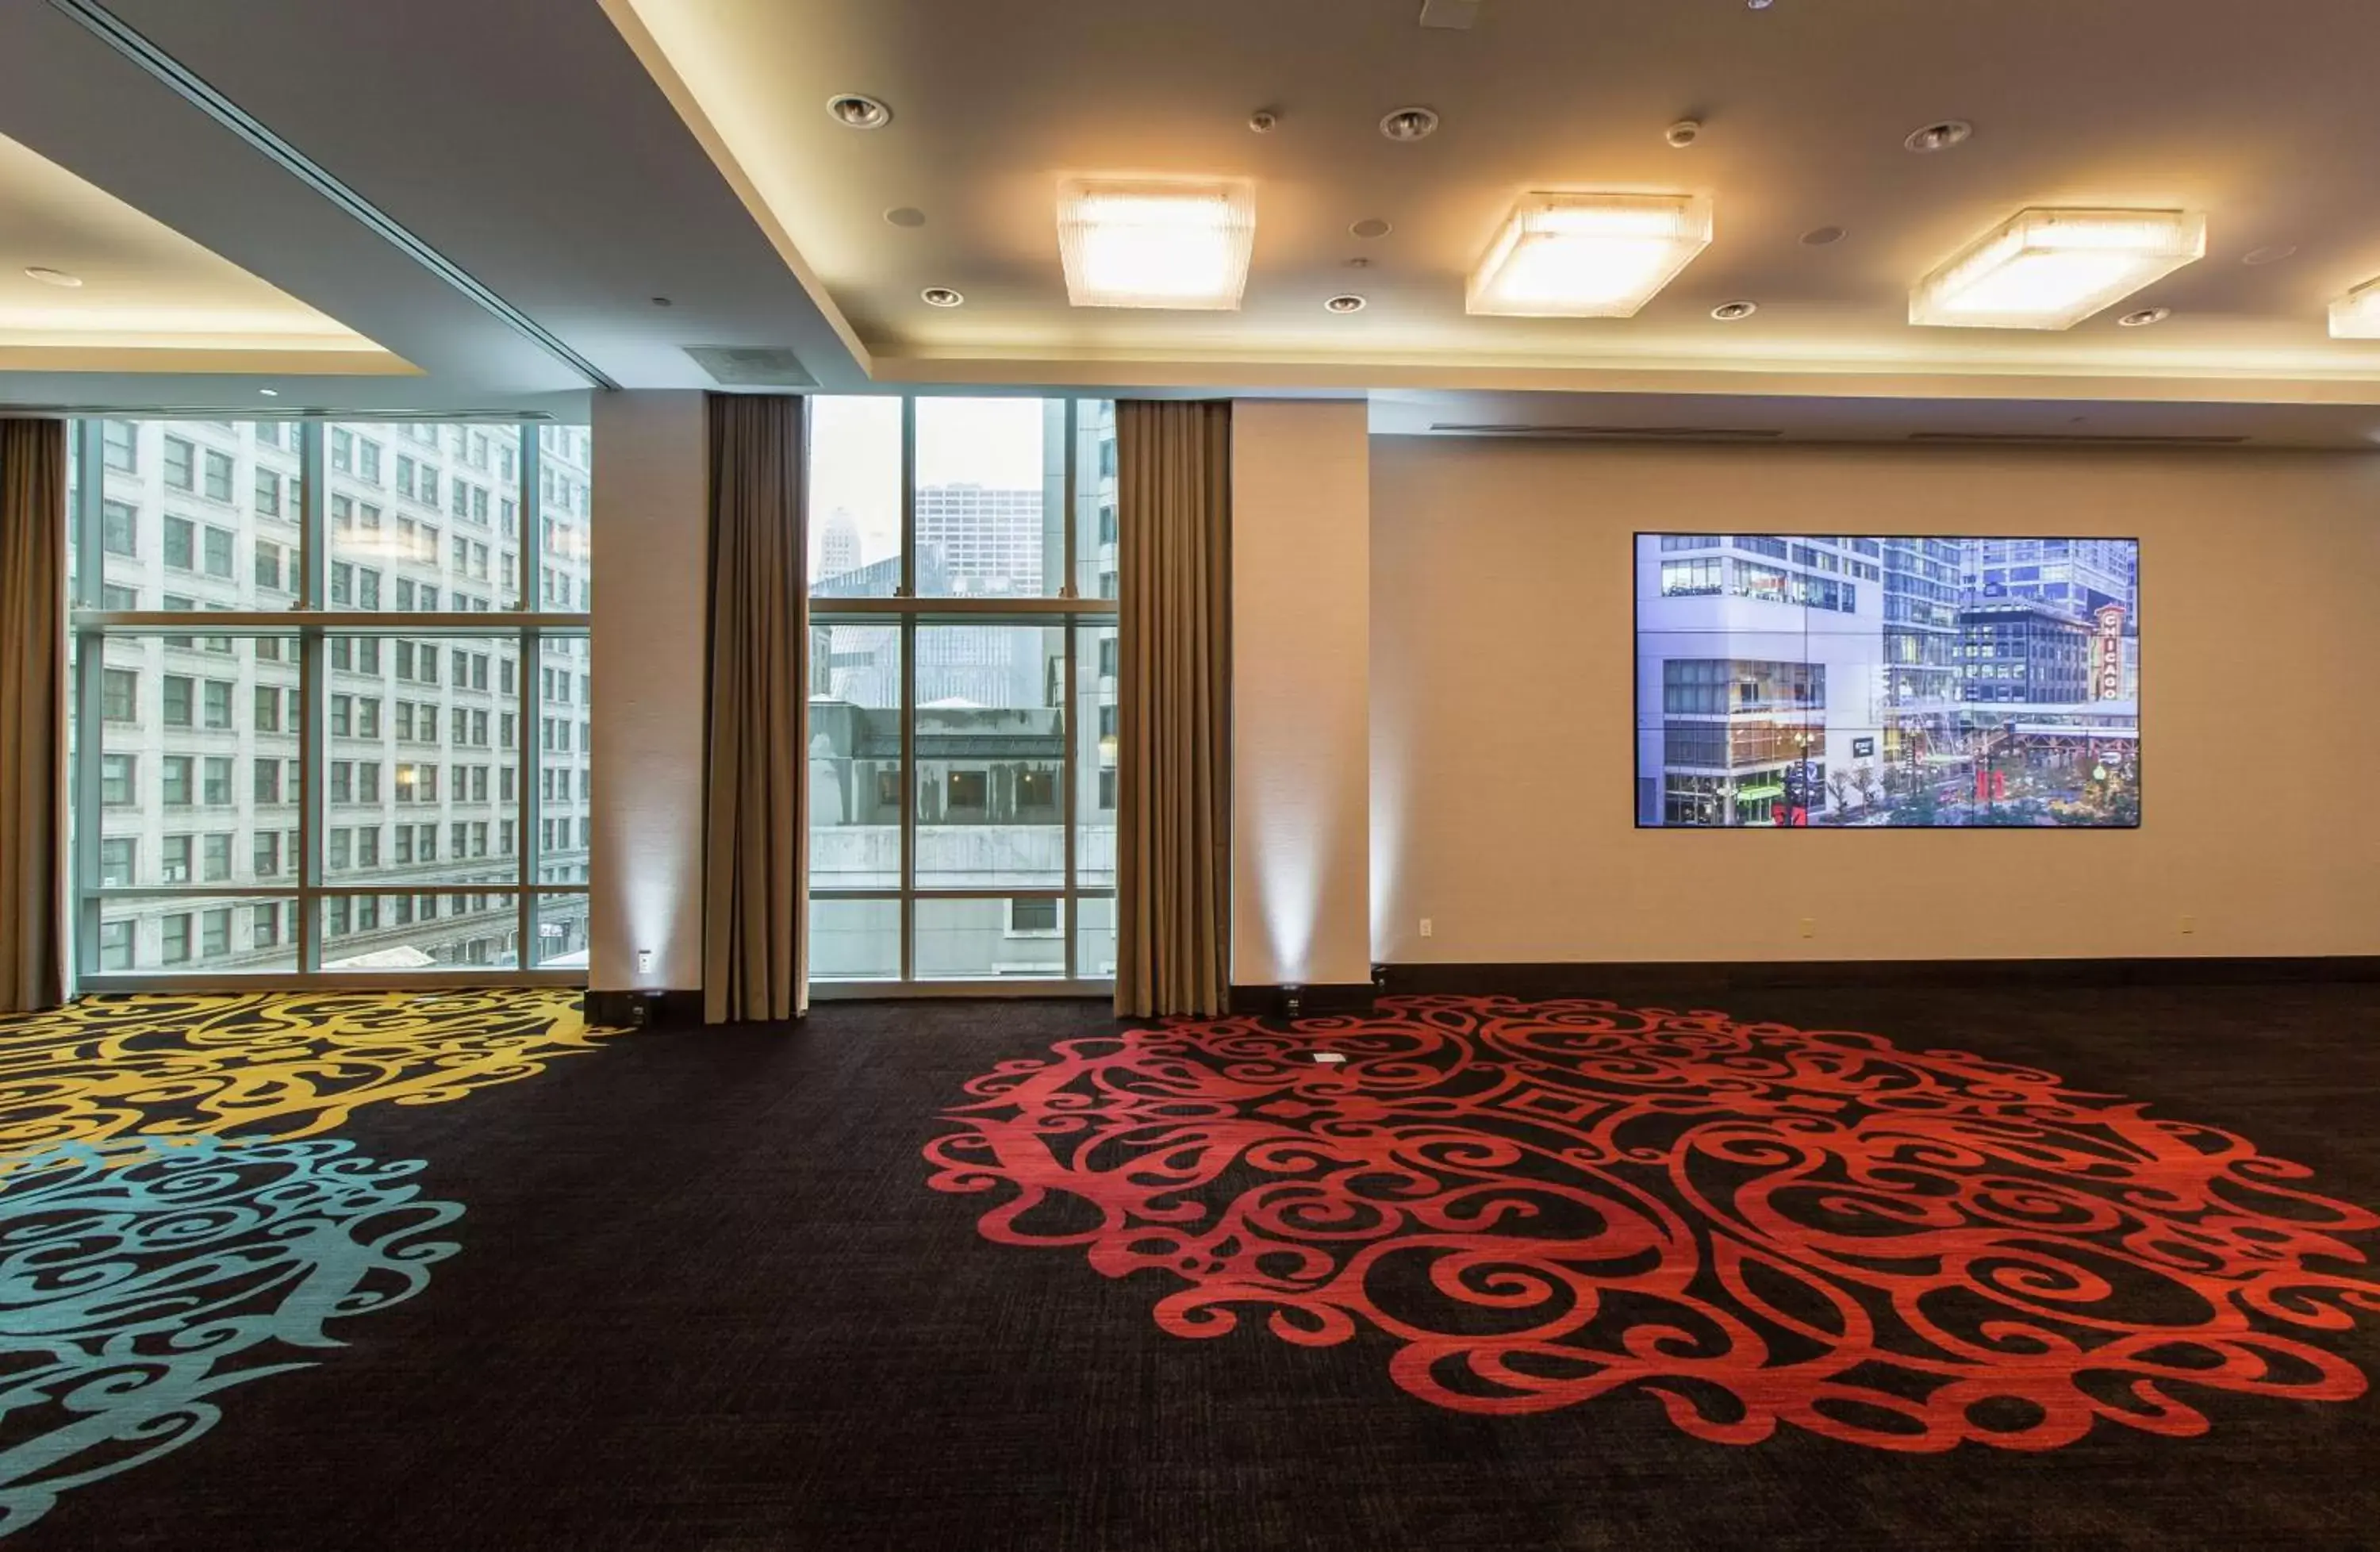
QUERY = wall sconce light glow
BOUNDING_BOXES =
[1055,176,1255,309]
[1467,192,1714,317]
[1910,207,2205,330]
[2328,276,2380,339]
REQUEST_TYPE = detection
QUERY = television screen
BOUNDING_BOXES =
[1636,536,2140,828]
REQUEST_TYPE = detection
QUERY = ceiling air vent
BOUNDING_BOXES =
[684,346,816,388]
[1428,423,1785,442]
[1907,431,2248,448]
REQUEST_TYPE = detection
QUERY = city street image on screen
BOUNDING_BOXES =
[1636,536,2140,828]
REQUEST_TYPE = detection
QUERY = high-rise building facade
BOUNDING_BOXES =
[77,418,592,976]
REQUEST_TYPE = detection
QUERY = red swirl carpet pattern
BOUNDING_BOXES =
[925,995,2380,1452]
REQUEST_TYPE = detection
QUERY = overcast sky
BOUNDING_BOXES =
[808,397,1049,574]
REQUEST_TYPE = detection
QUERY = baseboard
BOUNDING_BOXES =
[1228,982,1380,1016]
[1380,957,2380,999]
[583,989,704,1029]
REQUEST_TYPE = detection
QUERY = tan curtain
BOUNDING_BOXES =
[1114,400,1231,1017]
[0,419,67,1013]
[701,395,808,1024]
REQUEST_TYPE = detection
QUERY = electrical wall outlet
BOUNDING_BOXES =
[1798,917,1816,939]
[1418,918,1434,939]
[637,948,655,974]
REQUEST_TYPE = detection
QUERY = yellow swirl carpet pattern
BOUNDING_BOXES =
[0,988,613,1168]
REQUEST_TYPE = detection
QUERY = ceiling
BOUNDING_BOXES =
[0,128,401,373]
[2,0,2380,443]
[609,0,2380,412]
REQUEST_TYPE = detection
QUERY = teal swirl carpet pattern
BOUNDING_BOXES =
[0,991,616,1539]
[0,1137,459,1535]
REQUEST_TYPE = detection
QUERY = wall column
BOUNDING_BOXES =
[589,390,708,999]
[1230,399,1371,994]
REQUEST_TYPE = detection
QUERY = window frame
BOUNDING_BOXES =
[67,418,591,988]
[806,396,1117,997]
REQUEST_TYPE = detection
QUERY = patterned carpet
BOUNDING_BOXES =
[927,997,2380,1452]
[3,983,2379,1549]
[0,991,613,1536]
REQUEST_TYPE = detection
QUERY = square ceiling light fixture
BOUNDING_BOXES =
[1467,192,1714,317]
[1910,207,2206,329]
[1056,177,1255,309]
[2328,276,2380,338]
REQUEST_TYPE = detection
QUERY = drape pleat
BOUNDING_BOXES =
[0,419,67,1013]
[702,395,808,1024]
[1113,400,1231,1018]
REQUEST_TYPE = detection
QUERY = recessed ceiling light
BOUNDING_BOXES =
[1664,120,1702,148]
[2329,276,2380,338]
[1904,120,1973,154]
[1345,256,1373,269]
[1247,109,1280,134]
[1910,207,2206,330]
[1379,106,1439,143]
[258,387,279,397]
[650,296,674,307]
[1468,191,1714,318]
[1350,217,1393,240]
[23,266,82,288]
[2116,306,2171,327]
[1710,300,1759,321]
[1056,177,1255,309]
[885,207,927,229]
[920,286,965,308]
[1324,294,1367,313]
[825,94,892,130]
[1747,0,1776,9]
[1800,225,1847,246]
[2241,244,2297,267]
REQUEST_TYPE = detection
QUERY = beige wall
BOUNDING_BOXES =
[1371,438,2380,964]
[589,390,708,991]
[1232,399,1372,985]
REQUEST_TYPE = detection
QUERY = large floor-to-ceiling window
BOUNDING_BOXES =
[65,417,593,986]
[807,397,1117,993]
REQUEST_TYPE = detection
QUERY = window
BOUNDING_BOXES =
[806,398,1115,985]
[1008,897,1061,935]
[102,669,137,723]
[67,417,581,979]
[102,499,138,557]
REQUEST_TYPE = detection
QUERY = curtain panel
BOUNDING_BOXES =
[0,418,67,1012]
[702,395,808,1024]
[1112,400,1232,1017]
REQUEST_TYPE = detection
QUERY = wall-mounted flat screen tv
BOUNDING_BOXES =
[1636,535,2140,828]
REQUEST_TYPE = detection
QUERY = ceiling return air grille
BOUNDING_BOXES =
[1906,431,2250,448]
[684,346,816,387]
[1428,422,1786,442]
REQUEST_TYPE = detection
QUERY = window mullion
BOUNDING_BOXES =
[518,428,543,968]
[71,421,106,985]
[298,421,327,974]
